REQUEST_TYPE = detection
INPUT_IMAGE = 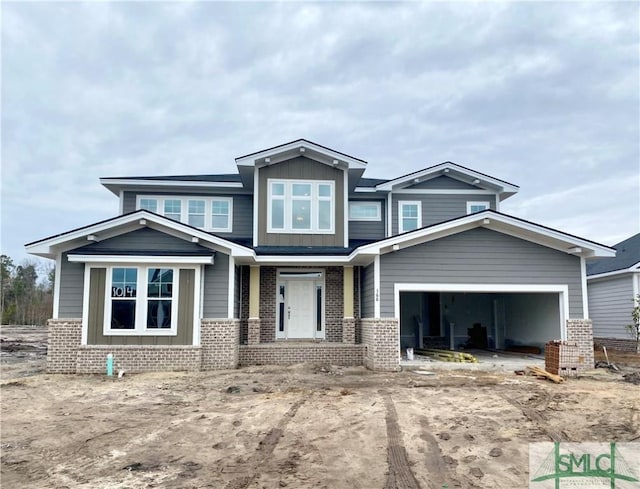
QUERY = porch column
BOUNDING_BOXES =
[248,266,261,345]
[342,266,355,344]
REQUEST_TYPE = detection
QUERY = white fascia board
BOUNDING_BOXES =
[394,283,569,293]
[354,211,615,258]
[354,187,380,193]
[101,178,243,189]
[67,255,215,264]
[235,141,367,170]
[375,163,519,195]
[253,255,353,264]
[392,189,496,195]
[25,211,255,258]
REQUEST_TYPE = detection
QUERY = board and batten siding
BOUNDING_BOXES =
[257,156,345,246]
[379,227,584,318]
[83,228,213,254]
[59,253,84,317]
[588,275,634,339]
[405,175,479,190]
[86,267,194,345]
[203,252,230,318]
[122,191,254,240]
[361,263,375,318]
[391,194,497,234]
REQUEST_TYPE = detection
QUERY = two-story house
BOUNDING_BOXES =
[26,140,615,373]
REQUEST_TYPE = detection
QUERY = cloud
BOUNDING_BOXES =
[1,1,638,262]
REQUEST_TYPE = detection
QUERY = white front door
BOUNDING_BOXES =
[287,280,315,338]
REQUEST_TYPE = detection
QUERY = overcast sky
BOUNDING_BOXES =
[2,1,639,267]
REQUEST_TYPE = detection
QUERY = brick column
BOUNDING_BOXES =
[342,318,356,344]
[46,318,82,373]
[566,319,595,371]
[361,318,400,372]
[201,319,240,370]
[247,318,261,346]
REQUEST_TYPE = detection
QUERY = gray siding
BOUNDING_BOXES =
[379,227,584,318]
[203,252,230,317]
[257,156,345,246]
[405,175,479,190]
[122,191,253,240]
[588,275,634,338]
[84,228,213,253]
[348,198,386,240]
[59,253,84,317]
[392,194,497,233]
[361,263,375,318]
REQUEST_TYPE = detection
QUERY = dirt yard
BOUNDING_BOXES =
[1,326,639,489]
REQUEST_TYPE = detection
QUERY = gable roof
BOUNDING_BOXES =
[25,210,254,259]
[235,139,367,167]
[587,233,640,277]
[356,210,615,259]
[374,161,519,200]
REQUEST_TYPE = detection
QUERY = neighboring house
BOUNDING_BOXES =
[26,140,615,373]
[587,233,640,352]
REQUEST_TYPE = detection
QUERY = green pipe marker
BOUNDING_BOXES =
[107,353,114,376]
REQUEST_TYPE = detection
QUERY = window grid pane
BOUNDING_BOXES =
[140,199,157,212]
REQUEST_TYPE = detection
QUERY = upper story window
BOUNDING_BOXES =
[467,201,490,214]
[349,201,381,221]
[136,196,233,233]
[268,179,334,234]
[399,201,421,233]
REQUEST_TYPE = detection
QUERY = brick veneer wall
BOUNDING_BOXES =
[361,318,400,372]
[77,345,201,373]
[239,343,364,366]
[566,319,595,370]
[239,266,250,344]
[201,319,240,370]
[259,267,277,342]
[47,318,82,373]
[594,337,638,353]
[354,267,362,344]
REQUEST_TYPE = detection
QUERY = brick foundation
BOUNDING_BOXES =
[361,318,400,372]
[46,318,82,373]
[594,337,638,353]
[239,342,364,366]
[77,345,201,373]
[566,319,595,371]
[201,319,240,370]
[342,318,356,344]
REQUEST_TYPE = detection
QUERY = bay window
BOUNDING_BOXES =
[268,179,334,234]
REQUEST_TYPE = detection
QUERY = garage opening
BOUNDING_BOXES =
[399,291,562,352]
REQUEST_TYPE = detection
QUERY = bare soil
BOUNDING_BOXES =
[1,326,639,489]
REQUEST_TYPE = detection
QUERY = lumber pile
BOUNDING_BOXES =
[414,348,478,363]
[527,365,565,384]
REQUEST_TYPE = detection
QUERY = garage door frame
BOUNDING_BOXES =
[394,283,569,350]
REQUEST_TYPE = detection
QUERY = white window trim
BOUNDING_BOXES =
[267,179,335,234]
[102,264,188,336]
[136,195,233,233]
[467,201,490,214]
[398,200,422,234]
[349,201,382,221]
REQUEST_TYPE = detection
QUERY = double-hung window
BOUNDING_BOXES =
[268,180,334,234]
[399,201,421,233]
[136,196,232,232]
[106,266,177,335]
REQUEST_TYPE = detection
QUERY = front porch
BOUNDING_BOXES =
[239,342,365,367]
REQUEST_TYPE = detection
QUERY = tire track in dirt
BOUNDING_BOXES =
[224,398,306,489]
[384,395,421,489]
[498,390,568,442]
[417,415,447,489]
